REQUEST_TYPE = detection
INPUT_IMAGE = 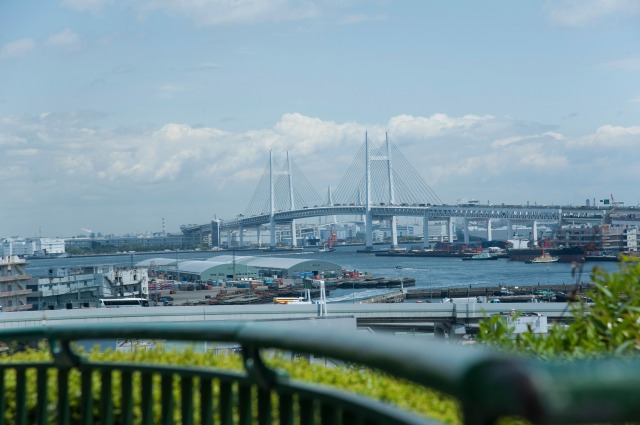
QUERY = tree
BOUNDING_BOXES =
[477,257,640,359]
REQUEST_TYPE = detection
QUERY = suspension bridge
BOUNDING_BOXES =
[180,133,639,250]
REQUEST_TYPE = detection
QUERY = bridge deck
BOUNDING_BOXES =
[1,302,573,329]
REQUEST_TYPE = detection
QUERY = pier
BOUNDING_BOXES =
[406,282,593,302]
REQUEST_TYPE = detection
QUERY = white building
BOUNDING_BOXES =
[0,237,66,258]
[33,238,66,256]
[0,238,34,257]
[0,255,33,312]
[32,265,149,310]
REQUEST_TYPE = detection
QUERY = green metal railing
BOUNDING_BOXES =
[0,321,639,424]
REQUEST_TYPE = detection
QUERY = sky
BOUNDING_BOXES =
[1,0,639,238]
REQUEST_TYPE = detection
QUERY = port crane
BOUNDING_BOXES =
[328,225,337,249]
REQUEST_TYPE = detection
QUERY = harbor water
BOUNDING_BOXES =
[24,245,623,304]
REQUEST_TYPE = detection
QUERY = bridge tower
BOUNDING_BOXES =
[364,132,399,250]
[385,132,398,248]
[287,152,297,247]
[365,133,373,249]
[268,150,298,248]
[269,151,276,248]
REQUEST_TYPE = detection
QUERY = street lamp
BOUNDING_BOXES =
[546,267,550,286]
[352,279,355,304]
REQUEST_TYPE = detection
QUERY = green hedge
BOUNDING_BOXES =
[0,345,461,424]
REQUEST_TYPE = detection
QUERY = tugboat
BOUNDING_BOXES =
[525,250,559,264]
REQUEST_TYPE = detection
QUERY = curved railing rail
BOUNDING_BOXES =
[0,322,639,424]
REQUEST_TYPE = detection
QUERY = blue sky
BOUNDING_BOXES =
[1,0,639,237]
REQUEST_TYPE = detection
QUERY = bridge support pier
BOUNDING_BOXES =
[434,321,467,340]
[487,219,492,242]
[532,220,538,246]
[291,220,298,247]
[364,212,373,251]
[423,217,430,249]
[463,218,469,244]
[256,225,262,247]
[270,219,276,249]
[390,217,398,248]
[239,225,244,248]
[448,218,454,243]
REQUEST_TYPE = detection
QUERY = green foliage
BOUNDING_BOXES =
[265,354,461,425]
[0,345,461,424]
[477,257,640,359]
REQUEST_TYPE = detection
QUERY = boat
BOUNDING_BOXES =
[507,245,584,262]
[525,250,559,264]
[461,251,499,261]
[317,244,336,253]
[318,228,338,253]
[395,265,403,269]
[584,252,620,262]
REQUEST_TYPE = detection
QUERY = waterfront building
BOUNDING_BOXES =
[139,255,342,282]
[0,238,33,257]
[556,224,638,252]
[142,258,260,283]
[27,265,149,310]
[33,238,66,256]
[65,233,186,252]
[0,256,33,312]
[1,238,67,258]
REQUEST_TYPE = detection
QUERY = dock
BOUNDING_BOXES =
[406,283,593,301]
[360,291,406,304]
[327,277,415,289]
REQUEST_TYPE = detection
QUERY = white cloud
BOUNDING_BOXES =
[338,14,386,25]
[1,111,639,235]
[600,55,640,71]
[46,28,82,50]
[61,0,113,13]
[140,0,318,26]
[571,124,640,147]
[0,133,27,146]
[545,0,640,27]
[7,149,39,157]
[0,165,29,179]
[0,38,36,61]
[387,113,499,140]
[157,84,186,99]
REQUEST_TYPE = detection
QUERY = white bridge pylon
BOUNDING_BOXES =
[365,132,398,249]
[238,132,440,250]
[269,151,296,249]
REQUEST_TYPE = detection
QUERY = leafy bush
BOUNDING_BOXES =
[477,257,640,359]
[0,345,461,424]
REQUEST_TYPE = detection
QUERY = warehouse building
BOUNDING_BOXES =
[137,255,341,282]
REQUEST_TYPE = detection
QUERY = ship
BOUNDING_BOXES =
[507,246,585,263]
[461,251,500,261]
[375,248,474,258]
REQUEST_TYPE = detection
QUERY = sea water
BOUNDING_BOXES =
[24,245,622,304]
